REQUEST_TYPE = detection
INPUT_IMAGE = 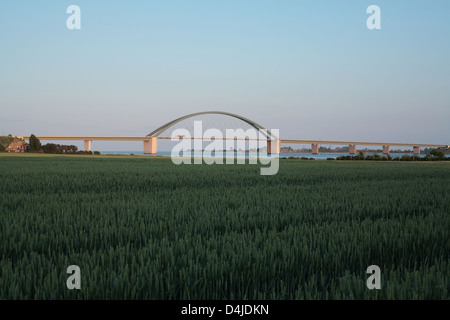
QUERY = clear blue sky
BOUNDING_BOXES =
[0,1,449,150]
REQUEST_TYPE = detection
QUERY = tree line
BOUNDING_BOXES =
[28,134,100,155]
[333,150,447,161]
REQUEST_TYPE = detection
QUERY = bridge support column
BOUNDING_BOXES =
[144,137,158,154]
[413,146,420,154]
[267,139,280,155]
[84,140,91,151]
[349,145,356,154]
[312,144,319,154]
[383,145,390,154]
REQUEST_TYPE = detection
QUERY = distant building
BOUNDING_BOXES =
[5,140,28,153]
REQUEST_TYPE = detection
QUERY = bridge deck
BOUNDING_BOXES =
[281,139,447,148]
[21,136,448,148]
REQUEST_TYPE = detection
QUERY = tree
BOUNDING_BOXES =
[42,143,78,154]
[401,155,412,161]
[42,143,58,154]
[29,134,41,153]
[373,153,382,160]
[355,150,365,160]
[430,149,445,161]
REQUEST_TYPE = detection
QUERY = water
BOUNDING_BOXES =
[100,151,428,159]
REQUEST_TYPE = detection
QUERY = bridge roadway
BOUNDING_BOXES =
[21,136,449,155]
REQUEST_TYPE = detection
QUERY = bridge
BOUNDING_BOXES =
[22,111,449,155]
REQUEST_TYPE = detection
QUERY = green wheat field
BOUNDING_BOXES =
[0,154,448,299]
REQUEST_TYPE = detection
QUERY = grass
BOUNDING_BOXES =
[0,154,448,299]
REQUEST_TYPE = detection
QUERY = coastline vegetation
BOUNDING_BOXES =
[283,150,449,161]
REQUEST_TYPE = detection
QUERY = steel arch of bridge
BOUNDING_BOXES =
[146,111,278,140]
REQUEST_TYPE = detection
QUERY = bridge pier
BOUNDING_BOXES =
[84,140,91,151]
[312,144,319,154]
[267,139,280,155]
[349,145,356,154]
[144,137,158,154]
[383,145,390,154]
[413,146,420,154]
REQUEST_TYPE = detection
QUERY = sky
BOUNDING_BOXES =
[0,1,449,151]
